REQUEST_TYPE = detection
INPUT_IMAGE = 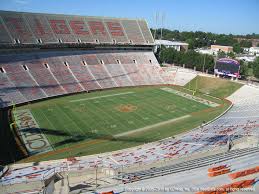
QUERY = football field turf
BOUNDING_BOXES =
[16,86,230,162]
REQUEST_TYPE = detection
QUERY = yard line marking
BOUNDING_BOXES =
[114,114,191,138]
[54,104,85,136]
[70,92,135,102]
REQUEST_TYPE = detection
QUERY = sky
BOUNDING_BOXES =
[0,0,258,35]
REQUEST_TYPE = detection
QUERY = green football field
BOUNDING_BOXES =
[16,86,230,162]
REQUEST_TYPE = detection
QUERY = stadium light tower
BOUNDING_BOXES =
[153,12,159,40]
[160,12,165,40]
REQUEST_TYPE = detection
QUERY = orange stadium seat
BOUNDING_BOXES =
[228,166,259,179]
[208,165,228,173]
[208,168,230,177]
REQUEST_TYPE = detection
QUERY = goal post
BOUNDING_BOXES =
[191,77,198,96]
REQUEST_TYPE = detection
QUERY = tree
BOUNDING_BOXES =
[218,51,226,58]
[257,43,259,47]
[186,39,195,49]
[227,52,235,58]
[157,47,214,72]
[215,34,237,46]
[253,57,259,79]
[233,43,243,53]
[254,64,259,79]
[240,40,252,48]
[151,28,259,51]
[239,60,249,78]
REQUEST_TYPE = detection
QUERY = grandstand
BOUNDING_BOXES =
[0,10,258,194]
[0,10,153,45]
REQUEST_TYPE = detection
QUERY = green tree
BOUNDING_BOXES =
[240,40,252,48]
[215,34,237,46]
[157,47,214,72]
[253,57,259,79]
[186,39,195,49]
[257,43,259,47]
[218,51,226,58]
[151,28,257,50]
[239,60,249,78]
[227,52,235,58]
[233,43,243,53]
[254,64,259,79]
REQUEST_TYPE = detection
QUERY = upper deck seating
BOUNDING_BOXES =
[0,11,154,45]
[121,20,145,44]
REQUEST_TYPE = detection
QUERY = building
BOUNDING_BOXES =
[211,45,233,53]
[155,39,189,52]
[243,48,250,53]
[195,45,234,56]
[249,47,259,55]
[195,48,216,55]
[236,55,256,62]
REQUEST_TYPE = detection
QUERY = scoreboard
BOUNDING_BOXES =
[214,58,240,78]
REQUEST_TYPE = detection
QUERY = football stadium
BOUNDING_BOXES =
[0,5,259,194]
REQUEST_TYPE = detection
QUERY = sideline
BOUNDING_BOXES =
[160,87,219,107]
[70,91,135,102]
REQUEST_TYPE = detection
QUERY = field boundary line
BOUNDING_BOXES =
[114,114,191,138]
[176,98,233,138]
[70,91,135,102]
[160,87,219,107]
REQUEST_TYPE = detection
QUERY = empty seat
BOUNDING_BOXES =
[3,62,47,101]
[45,57,84,93]
[26,59,66,96]
[0,51,166,107]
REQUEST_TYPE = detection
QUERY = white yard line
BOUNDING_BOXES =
[114,115,191,138]
[70,91,135,102]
